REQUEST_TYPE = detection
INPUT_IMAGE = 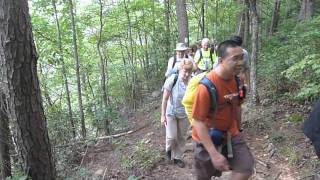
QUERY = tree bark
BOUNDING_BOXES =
[164,0,171,63]
[201,0,205,38]
[269,0,280,36]
[236,0,245,38]
[67,0,86,139]
[244,0,250,48]
[124,0,138,109]
[0,0,56,179]
[215,0,219,38]
[0,94,11,179]
[52,0,76,138]
[97,0,110,135]
[249,0,259,104]
[298,0,314,20]
[176,0,189,44]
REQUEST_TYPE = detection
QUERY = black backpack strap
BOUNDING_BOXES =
[197,49,203,64]
[172,55,177,68]
[199,77,218,111]
[210,48,215,66]
[172,73,179,89]
[235,75,241,92]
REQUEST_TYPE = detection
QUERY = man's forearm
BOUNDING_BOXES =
[192,119,219,157]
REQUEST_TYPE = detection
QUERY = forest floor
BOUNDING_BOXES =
[81,95,320,180]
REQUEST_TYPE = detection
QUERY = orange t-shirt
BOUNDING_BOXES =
[192,70,240,141]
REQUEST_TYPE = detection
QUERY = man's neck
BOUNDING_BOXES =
[214,65,233,80]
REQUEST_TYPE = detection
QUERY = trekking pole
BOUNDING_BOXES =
[227,132,233,158]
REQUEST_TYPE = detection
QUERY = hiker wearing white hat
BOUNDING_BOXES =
[165,43,190,78]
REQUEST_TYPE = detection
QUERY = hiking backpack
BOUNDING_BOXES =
[197,48,216,67]
[182,72,242,124]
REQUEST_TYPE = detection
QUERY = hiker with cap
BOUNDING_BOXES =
[161,59,196,168]
[165,43,189,78]
[194,38,217,73]
[303,99,320,159]
[191,40,254,180]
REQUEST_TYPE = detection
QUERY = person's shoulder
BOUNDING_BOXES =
[206,70,217,82]
[242,49,249,56]
[167,74,177,82]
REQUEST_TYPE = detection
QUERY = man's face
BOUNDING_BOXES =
[221,46,244,75]
[202,42,209,50]
[176,50,185,58]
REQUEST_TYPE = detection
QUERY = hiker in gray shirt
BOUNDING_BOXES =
[161,58,195,168]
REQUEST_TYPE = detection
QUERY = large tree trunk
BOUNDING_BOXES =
[249,0,259,105]
[298,0,314,20]
[269,0,281,36]
[67,0,86,139]
[243,0,250,48]
[0,94,11,179]
[97,0,110,135]
[176,0,189,44]
[52,0,76,138]
[0,0,56,179]
[164,0,171,63]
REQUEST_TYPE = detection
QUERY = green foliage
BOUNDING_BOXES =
[119,138,161,172]
[259,15,320,101]
[288,113,303,123]
[128,175,140,180]
[280,146,300,165]
[64,167,97,180]
[271,131,286,144]
[152,111,161,128]
[5,175,28,180]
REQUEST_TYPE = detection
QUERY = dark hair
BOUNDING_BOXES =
[190,43,198,53]
[230,35,243,46]
[217,40,240,58]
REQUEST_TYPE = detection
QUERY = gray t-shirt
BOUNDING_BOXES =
[165,56,183,78]
[163,74,187,118]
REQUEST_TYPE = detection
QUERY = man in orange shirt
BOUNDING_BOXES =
[192,40,254,180]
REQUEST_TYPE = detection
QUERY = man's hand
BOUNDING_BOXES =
[161,115,167,125]
[210,152,230,171]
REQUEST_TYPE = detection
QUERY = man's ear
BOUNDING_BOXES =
[218,57,223,63]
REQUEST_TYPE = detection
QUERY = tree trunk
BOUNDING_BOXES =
[67,0,86,139]
[249,0,259,105]
[215,0,219,38]
[244,0,250,48]
[0,0,56,179]
[236,0,245,38]
[298,0,314,20]
[124,0,138,109]
[0,94,11,179]
[201,0,205,38]
[269,0,280,36]
[176,0,189,44]
[97,0,110,135]
[52,0,76,138]
[164,0,171,63]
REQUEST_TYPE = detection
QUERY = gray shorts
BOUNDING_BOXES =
[193,134,254,180]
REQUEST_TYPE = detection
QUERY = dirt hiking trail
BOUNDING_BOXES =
[82,99,320,180]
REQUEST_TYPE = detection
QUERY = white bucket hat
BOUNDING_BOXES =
[174,43,188,51]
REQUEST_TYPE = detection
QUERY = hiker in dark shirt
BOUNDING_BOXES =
[303,99,320,159]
